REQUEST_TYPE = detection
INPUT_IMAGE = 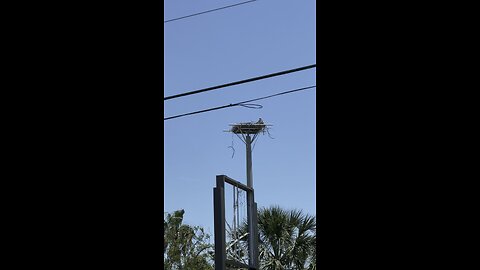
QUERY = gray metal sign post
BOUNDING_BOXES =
[214,175,254,270]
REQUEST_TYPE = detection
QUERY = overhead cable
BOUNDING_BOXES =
[164,0,258,23]
[164,64,316,101]
[164,85,316,121]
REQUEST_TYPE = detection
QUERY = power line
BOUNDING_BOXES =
[164,85,316,121]
[164,0,258,23]
[164,64,316,101]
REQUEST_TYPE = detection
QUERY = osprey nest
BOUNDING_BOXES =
[230,118,267,135]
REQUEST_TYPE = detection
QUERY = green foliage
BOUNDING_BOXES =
[163,206,316,270]
[257,206,316,270]
[163,210,214,270]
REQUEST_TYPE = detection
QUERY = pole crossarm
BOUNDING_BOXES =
[219,174,253,192]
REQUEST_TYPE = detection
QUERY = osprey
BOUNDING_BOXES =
[256,118,264,124]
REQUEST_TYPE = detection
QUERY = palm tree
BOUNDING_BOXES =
[256,206,316,270]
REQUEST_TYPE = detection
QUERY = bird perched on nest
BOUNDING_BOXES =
[256,118,264,124]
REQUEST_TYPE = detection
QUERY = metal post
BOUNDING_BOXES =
[246,135,257,269]
[253,202,259,268]
[246,135,253,188]
[226,121,269,270]
[214,176,226,270]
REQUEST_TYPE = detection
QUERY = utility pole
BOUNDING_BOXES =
[245,134,256,268]
[225,119,270,270]
[246,134,253,188]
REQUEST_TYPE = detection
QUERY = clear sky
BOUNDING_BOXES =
[164,0,316,234]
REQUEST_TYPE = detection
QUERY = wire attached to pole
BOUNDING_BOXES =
[228,133,236,158]
[238,103,262,109]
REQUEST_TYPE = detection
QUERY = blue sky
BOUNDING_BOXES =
[164,0,316,234]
